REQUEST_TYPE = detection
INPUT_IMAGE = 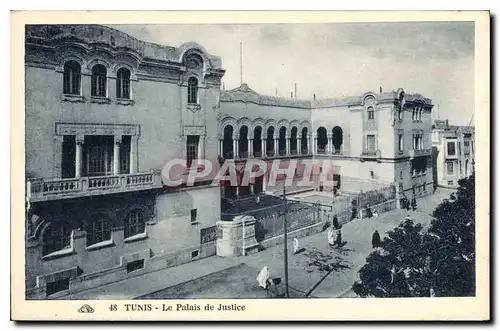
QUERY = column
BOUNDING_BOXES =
[274,138,278,156]
[286,137,290,155]
[307,136,310,154]
[197,135,205,162]
[314,136,318,154]
[75,135,84,178]
[236,186,240,198]
[261,139,266,157]
[328,136,333,153]
[220,140,224,157]
[233,139,237,159]
[113,135,121,175]
[217,139,221,156]
[297,138,302,155]
[248,138,252,157]
[129,136,138,173]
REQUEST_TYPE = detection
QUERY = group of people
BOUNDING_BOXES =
[401,196,418,211]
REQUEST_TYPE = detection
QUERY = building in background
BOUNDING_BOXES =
[24,24,224,299]
[219,83,435,200]
[431,119,475,189]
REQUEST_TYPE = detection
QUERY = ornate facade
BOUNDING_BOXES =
[25,25,224,299]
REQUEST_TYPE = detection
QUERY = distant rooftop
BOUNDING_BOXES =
[220,83,432,109]
[433,119,475,134]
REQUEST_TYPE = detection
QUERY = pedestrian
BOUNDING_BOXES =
[332,216,339,229]
[256,266,270,289]
[373,209,379,218]
[372,230,381,248]
[411,197,417,211]
[327,227,335,246]
[293,238,300,254]
[335,229,342,247]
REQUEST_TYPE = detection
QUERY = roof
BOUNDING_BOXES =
[221,83,433,109]
[25,24,223,69]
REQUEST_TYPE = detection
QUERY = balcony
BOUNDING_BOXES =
[360,149,381,162]
[409,148,432,159]
[26,170,163,203]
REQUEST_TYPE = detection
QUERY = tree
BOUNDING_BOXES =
[352,173,475,297]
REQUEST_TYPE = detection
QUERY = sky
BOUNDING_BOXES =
[112,22,475,125]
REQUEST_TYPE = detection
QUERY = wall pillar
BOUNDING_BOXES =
[286,137,290,155]
[274,138,278,156]
[261,139,266,157]
[75,134,84,178]
[248,138,253,157]
[129,136,138,173]
[233,139,238,159]
[297,138,302,155]
[307,136,310,154]
[328,135,333,153]
[113,135,121,175]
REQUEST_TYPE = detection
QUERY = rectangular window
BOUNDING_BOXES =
[85,136,113,177]
[126,259,144,273]
[447,141,456,156]
[120,136,131,174]
[190,209,198,224]
[186,135,199,168]
[398,134,404,152]
[46,278,70,296]
[117,77,130,99]
[447,161,454,175]
[366,135,376,151]
[423,183,427,192]
[458,142,462,155]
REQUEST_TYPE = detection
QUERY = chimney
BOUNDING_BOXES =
[313,93,316,101]
[445,119,449,128]
[380,86,383,93]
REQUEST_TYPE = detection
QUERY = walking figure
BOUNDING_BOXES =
[332,215,339,229]
[372,230,381,248]
[293,238,300,254]
[335,229,342,247]
[256,266,270,289]
[411,197,417,211]
[327,227,335,246]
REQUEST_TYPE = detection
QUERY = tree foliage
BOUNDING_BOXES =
[352,173,475,297]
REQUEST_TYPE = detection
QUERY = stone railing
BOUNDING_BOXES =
[27,170,163,203]
[409,148,432,158]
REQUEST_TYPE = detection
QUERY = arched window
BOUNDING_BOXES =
[367,107,375,120]
[86,216,112,246]
[43,223,71,256]
[116,68,131,99]
[188,77,198,104]
[124,209,145,238]
[63,61,81,95]
[91,64,107,97]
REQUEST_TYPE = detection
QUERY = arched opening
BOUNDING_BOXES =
[63,61,81,95]
[266,126,275,156]
[253,126,262,157]
[223,125,234,159]
[91,64,107,97]
[238,126,249,158]
[187,77,198,104]
[279,127,287,156]
[332,126,343,154]
[301,128,308,154]
[116,67,131,99]
[316,127,327,154]
[290,127,298,155]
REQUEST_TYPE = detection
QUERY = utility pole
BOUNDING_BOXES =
[283,185,290,298]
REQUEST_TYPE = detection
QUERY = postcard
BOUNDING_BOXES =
[11,10,490,321]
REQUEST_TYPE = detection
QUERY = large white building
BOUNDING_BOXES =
[24,24,435,299]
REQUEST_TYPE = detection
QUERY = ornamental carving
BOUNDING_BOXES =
[55,123,140,136]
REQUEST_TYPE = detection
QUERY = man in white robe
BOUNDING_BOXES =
[293,238,300,254]
[327,228,335,246]
[256,266,270,289]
